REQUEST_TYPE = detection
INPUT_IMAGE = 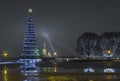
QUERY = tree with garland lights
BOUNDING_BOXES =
[20,9,41,62]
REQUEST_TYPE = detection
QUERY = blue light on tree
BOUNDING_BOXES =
[20,9,40,60]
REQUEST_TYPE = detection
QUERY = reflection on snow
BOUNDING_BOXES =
[104,68,115,73]
[23,77,40,81]
[84,67,94,73]
[103,68,117,79]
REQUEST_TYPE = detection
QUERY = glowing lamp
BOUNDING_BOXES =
[4,53,8,57]
[28,8,32,13]
[54,52,56,55]
[106,49,111,54]
[54,52,57,57]
[2,51,8,58]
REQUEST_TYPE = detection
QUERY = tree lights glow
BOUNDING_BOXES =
[21,9,40,60]
[77,32,120,59]
[100,32,119,58]
[77,32,99,59]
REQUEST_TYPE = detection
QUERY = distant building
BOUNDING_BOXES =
[47,51,52,58]
[42,42,47,58]
[42,41,52,58]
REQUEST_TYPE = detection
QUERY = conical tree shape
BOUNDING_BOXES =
[21,9,40,59]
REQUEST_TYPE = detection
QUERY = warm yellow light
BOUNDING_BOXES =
[89,80,93,81]
[42,48,47,58]
[4,53,8,57]
[3,66,8,75]
[106,49,111,54]
[3,67,8,81]
[2,51,8,58]
[4,70,7,75]
[54,52,57,56]
[107,50,111,54]
[47,76,76,81]
[106,75,112,80]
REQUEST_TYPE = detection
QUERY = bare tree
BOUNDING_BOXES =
[77,32,99,59]
[100,32,119,59]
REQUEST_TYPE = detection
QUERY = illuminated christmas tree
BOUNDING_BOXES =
[20,9,40,60]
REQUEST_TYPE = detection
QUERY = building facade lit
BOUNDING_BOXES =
[42,42,47,58]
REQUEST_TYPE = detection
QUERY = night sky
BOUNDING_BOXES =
[0,0,120,57]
